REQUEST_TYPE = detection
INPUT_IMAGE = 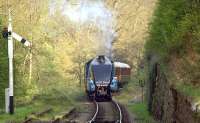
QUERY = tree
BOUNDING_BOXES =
[106,0,156,70]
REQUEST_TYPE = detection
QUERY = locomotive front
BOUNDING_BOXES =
[85,55,118,100]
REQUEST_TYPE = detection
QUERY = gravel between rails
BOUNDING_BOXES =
[94,101,119,123]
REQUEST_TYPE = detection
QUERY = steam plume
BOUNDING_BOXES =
[50,0,116,58]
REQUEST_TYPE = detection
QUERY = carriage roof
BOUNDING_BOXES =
[114,62,130,68]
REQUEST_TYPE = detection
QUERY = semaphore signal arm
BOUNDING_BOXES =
[2,27,31,47]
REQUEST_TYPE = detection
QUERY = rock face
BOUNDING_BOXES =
[171,88,199,123]
[147,58,200,123]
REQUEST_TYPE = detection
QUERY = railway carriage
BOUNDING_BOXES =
[84,55,118,100]
[114,62,131,87]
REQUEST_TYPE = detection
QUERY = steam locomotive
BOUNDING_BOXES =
[84,55,118,100]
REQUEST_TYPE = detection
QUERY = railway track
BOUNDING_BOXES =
[88,100,122,123]
[22,99,131,123]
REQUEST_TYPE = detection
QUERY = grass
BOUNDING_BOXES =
[176,82,200,102]
[128,102,156,123]
[0,98,75,123]
[0,86,84,123]
[114,73,157,123]
[0,104,38,122]
[115,80,140,104]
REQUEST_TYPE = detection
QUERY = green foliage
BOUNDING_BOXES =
[176,82,200,101]
[146,0,200,60]
[112,0,156,68]
[0,17,8,111]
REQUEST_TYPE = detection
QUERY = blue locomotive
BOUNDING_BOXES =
[84,55,118,100]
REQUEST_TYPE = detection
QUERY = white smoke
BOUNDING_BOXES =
[50,0,116,57]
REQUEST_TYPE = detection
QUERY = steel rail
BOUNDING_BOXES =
[88,100,122,123]
[112,100,122,123]
[87,101,99,123]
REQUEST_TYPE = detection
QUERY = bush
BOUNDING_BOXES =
[146,0,200,61]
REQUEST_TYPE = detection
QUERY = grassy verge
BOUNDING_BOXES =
[115,80,140,104]
[176,82,200,102]
[0,87,84,123]
[115,74,156,123]
[0,98,74,123]
[128,102,156,123]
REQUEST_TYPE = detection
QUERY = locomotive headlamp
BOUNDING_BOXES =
[110,78,118,91]
[89,79,95,92]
